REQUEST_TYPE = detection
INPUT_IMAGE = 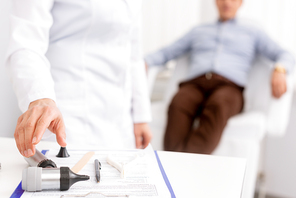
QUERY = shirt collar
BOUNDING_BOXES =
[217,18,237,24]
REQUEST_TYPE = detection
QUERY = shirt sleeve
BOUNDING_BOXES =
[145,28,194,67]
[130,4,152,123]
[255,29,295,73]
[5,0,56,113]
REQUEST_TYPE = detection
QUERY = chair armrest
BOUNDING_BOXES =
[266,74,295,137]
[147,67,163,97]
[224,111,267,141]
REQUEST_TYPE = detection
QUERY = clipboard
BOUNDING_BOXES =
[10,150,176,198]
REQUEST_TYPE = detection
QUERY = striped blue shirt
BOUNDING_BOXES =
[145,19,295,86]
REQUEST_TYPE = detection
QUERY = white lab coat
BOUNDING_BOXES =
[6,0,151,149]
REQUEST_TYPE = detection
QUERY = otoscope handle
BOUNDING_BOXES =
[24,149,57,168]
[22,167,90,191]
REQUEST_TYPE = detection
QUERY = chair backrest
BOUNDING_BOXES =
[153,54,294,137]
[163,55,190,105]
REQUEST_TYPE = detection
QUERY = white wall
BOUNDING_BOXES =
[0,0,21,138]
[142,0,202,55]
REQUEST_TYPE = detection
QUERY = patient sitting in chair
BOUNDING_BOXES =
[145,0,295,154]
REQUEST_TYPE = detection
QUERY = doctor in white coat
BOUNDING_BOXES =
[6,0,152,157]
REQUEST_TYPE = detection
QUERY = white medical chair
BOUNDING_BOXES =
[148,54,294,198]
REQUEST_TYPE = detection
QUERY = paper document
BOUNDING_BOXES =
[21,145,171,198]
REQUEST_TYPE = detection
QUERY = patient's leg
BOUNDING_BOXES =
[164,84,205,151]
[182,85,244,154]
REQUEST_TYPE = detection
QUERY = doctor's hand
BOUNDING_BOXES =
[271,68,287,99]
[14,98,67,158]
[134,123,152,149]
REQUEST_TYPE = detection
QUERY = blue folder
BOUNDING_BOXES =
[10,150,176,198]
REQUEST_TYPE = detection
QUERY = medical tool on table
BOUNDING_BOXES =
[56,147,70,158]
[94,159,101,183]
[22,148,90,192]
[24,147,70,168]
[24,149,57,168]
[22,166,89,191]
[106,152,145,178]
[71,151,95,173]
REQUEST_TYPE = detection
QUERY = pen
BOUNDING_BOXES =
[94,159,101,183]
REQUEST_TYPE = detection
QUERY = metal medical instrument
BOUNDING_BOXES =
[94,159,101,183]
[23,148,91,192]
[24,149,57,168]
[22,166,89,191]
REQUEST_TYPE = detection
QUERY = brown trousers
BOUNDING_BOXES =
[164,73,244,154]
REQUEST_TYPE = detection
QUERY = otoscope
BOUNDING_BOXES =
[24,149,57,168]
[22,148,90,192]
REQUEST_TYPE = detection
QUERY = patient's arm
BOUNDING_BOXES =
[255,30,294,98]
[255,30,295,74]
[145,28,195,67]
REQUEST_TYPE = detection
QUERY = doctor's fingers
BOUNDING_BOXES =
[134,131,143,149]
[52,118,67,148]
[142,129,152,149]
[14,115,24,156]
[21,108,44,157]
[24,108,46,156]
[33,109,66,147]
[15,109,38,157]
[46,111,66,147]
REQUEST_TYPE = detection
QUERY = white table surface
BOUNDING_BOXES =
[0,137,246,198]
